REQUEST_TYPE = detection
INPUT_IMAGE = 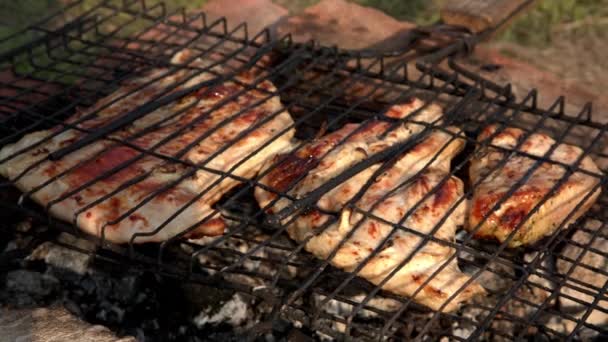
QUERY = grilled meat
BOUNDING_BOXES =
[256,101,484,312]
[256,98,443,217]
[0,50,295,243]
[467,125,601,247]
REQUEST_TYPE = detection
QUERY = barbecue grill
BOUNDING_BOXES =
[1,0,607,340]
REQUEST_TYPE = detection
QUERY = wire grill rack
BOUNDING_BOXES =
[1,1,608,340]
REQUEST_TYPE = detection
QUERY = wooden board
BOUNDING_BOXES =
[441,0,534,33]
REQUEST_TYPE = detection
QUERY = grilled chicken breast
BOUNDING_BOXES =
[256,102,484,312]
[0,49,295,244]
[467,125,601,247]
[256,98,443,217]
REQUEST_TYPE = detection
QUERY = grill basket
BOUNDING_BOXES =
[1,1,607,340]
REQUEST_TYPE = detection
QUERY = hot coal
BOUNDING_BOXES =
[0,241,303,342]
[2,269,60,306]
[2,210,608,341]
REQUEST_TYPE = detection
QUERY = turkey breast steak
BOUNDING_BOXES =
[0,49,295,244]
[256,100,484,312]
[468,125,601,247]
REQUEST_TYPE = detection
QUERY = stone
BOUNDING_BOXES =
[275,0,415,51]
[0,305,135,341]
[465,46,608,118]
[201,0,288,37]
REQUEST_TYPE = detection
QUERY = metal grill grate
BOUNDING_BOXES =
[1,1,607,340]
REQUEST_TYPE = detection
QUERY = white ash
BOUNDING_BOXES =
[185,228,319,334]
[544,312,604,341]
[194,293,250,328]
[456,232,516,293]
[486,251,557,340]
[456,304,491,340]
[3,241,19,253]
[28,233,95,275]
[553,221,608,337]
[464,256,516,293]
[454,245,559,341]
[311,292,401,340]
[544,314,574,337]
[452,322,474,340]
[187,227,302,287]
[523,251,556,308]
[313,293,400,319]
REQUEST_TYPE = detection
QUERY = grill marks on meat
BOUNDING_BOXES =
[467,125,601,247]
[0,49,295,243]
[256,98,443,217]
[255,102,485,312]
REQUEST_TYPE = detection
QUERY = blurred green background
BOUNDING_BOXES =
[2,0,606,46]
[0,0,606,87]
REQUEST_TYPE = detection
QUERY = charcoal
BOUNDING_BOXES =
[523,251,556,304]
[181,282,234,312]
[115,275,140,303]
[194,293,251,328]
[3,235,34,254]
[272,318,293,335]
[287,328,315,342]
[28,233,94,274]
[97,300,126,325]
[312,292,400,319]
[141,318,160,330]
[64,297,83,317]
[551,220,608,338]
[3,1,608,339]
[453,305,489,340]
[188,228,303,289]
[81,276,98,295]
[2,270,59,306]
[466,257,516,293]
[7,221,606,341]
[0,255,245,341]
